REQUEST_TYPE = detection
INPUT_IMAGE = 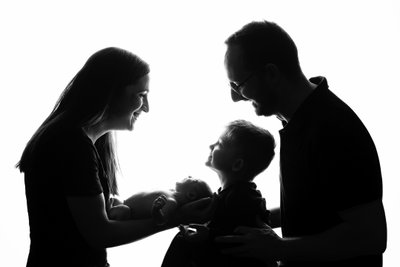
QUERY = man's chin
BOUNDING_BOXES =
[254,107,268,116]
[254,105,273,117]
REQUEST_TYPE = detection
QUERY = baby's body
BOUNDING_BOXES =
[126,190,176,218]
[108,177,213,224]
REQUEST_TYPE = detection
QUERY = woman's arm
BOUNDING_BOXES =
[67,193,170,249]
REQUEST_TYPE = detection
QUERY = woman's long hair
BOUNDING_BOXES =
[17,47,150,195]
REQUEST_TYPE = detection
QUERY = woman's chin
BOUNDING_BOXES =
[109,116,136,131]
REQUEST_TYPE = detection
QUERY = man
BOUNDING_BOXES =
[216,20,387,267]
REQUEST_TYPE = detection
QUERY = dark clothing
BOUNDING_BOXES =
[23,124,110,267]
[208,181,270,237]
[162,181,274,267]
[279,76,383,267]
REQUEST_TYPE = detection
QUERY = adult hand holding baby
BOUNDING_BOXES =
[173,192,218,226]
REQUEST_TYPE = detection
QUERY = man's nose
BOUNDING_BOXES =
[141,96,149,112]
[231,89,247,102]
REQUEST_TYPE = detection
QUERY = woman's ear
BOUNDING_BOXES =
[232,158,244,172]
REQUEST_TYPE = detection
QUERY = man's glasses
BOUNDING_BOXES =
[230,71,255,101]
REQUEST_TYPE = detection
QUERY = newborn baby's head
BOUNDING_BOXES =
[175,176,213,204]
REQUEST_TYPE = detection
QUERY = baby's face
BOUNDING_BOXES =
[175,177,198,193]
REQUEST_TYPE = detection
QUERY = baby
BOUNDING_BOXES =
[108,176,213,225]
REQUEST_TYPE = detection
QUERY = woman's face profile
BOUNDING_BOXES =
[107,74,150,131]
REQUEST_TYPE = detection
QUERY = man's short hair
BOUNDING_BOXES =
[225,20,301,77]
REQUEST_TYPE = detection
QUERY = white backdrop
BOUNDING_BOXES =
[1,0,399,266]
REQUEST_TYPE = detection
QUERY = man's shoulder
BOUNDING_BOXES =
[310,87,367,134]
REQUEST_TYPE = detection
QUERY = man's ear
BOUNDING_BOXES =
[262,63,280,85]
[232,158,244,172]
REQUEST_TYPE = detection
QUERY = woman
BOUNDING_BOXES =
[17,47,213,267]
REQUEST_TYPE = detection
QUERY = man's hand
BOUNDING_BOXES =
[215,225,282,262]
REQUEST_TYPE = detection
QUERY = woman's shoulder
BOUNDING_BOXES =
[20,116,96,172]
[36,123,95,162]
[46,123,91,146]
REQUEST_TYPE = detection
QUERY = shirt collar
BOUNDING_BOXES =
[279,76,329,134]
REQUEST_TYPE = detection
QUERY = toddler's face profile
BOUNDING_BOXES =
[206,134,240,172]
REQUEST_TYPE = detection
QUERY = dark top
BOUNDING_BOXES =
[195,181,272,267]
[279,76,383,267]
[208,181,270,236]
[23,123,110,267]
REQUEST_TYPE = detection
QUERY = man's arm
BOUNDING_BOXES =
[279,199,387,261]
[216,200,386,262]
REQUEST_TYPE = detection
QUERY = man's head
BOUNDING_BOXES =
[225,21,302,116]
[206,120,276,180]
[175,177,213,204]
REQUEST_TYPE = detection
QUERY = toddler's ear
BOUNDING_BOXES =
[186,191,198,201]
[232,158,244,172]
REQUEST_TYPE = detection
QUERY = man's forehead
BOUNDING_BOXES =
[225,45,246,79]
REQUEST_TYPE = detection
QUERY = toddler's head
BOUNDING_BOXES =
[206,120,275,180]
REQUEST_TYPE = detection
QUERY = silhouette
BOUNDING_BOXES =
[16,47,213,267]
[215,20,387,267]
[162,120,277,267]
[108,176,213,225]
